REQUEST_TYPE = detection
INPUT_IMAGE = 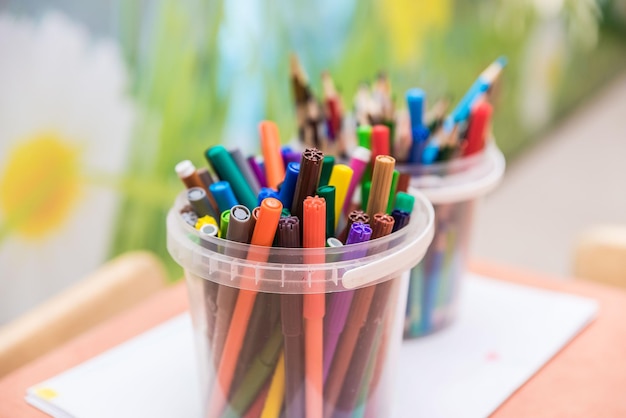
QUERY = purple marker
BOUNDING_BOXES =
[247,156,267,188]
[323,222,372,381]
[281,146,302,167]
[342,146,371,216]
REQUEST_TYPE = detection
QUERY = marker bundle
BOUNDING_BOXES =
[167,124,435,418]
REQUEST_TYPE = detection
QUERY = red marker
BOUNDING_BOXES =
[463,101,492,156]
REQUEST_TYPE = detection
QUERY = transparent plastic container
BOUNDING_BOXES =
[167,189,434,418]
[399,143,505,338]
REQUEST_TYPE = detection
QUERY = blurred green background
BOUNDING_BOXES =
[2,0,626,289]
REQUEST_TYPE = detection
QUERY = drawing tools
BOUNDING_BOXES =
[260,121,286,190]
[394,192,415,214]
[170,109,443,418]
[343,146,371,217]
[211,205,253,369]
[463,100,493,156]
[230,147,261,196]
[222,326,283,418]
[248,156,268,188]
[391,209,410,232]
[406,88,430,164]
[258,187,280,206]
[303,196,326,418]
[291,148,324,223]
[282,146,302,166]
[356,125,372,150]
[199,223,219,238]
[319,156,335,187]
[278,162,300,208]
[187,187,217,219]
[245,384,271,418]
[196,216,219,347]
[337,210,369,244]
[176,160,208,192]
[326,237,343,248]
[220,210,230,238]
[370,125,390,164]
[323,222,372,381]
[322,71,342,141]
[209,197,282,418]
[180,212,197,227]
[195,215,218,231]
[448,56,506,124]
[335,215,394,415]
[385,170,399,214]
[210,181,239,213]
[233,292,279,393]
[316,185,336,239]
[365,155,395,217]
[206,145,258,210]
[260,352,286,418]
[328,164,353,230]
[396,173,410,194]
[276,217,305,418]
[361,181,371,212]
[324,281,376,418]
[290,53,311,109]
[197,167,216,189]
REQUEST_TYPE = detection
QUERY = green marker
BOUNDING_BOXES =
[221,326,283,418]
[394,192,415,214]
[361,181,371,211]
[317,185,336,238]
[357,125,372,150]
[205,145,257,210]
[319,155,335,187]
[386,170,399,214]
[220,210,230,238]
[358,126,373,188]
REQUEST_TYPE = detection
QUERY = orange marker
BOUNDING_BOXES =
[260,121,286,189]
[303,196,326,418]
[208,197,283,418]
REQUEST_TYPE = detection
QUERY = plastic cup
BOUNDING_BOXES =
[167,189,434,418]
[399,143,505,338]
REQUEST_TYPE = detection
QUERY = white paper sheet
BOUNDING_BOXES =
[394,273,598,417]
[26,273,597,418]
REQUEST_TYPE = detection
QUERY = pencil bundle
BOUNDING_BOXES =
[169,120,434,418]
[289,55,506,167]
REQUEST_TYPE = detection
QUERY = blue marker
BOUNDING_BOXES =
[277,162,300,208]
[406,88,425,130]
[257,187,279,206]
[209,181,239,213]
[406,88,431,163]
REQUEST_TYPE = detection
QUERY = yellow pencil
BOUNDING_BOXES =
[261,352,286,418]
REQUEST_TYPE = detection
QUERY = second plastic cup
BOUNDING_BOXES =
[399,143,505,338]
[167,189,434,418]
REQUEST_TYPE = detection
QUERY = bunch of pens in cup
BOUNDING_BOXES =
[290,55,507,338]
[173,120,427,418]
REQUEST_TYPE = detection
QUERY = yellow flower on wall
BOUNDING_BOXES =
[377,0,451,65]
[0,12,134,323]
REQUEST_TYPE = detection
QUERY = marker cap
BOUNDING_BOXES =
[175,160,196,178]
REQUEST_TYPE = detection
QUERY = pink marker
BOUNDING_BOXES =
[342,146,372,216]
